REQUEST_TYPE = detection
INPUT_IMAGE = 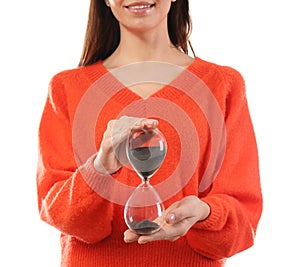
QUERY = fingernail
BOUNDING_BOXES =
[147,120,157,126]
[167,213,176,224]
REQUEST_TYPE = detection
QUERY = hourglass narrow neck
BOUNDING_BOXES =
[142,177,150,184]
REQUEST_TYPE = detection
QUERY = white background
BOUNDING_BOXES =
[1,0,299,266]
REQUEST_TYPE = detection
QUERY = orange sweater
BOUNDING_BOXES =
[37,57,262,267]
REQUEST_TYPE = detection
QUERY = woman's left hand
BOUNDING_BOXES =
[124,195,210,244]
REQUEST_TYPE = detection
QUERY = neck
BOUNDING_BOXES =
[120,27,174,60]
[103,23,185,68]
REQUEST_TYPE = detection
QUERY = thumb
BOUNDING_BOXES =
[166,212,177,224]
[165,206,187,225]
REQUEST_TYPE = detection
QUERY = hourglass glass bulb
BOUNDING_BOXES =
[124,181,165,234]
[126,128,167,181]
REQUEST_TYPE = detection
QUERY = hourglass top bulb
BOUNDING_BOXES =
[126,128,167,181]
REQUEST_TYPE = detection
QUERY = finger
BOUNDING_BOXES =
[111,117,155,145]
[124,229,140,243]
[142,119,158,130]
[137,229,167,244]
[131,118,158,131]
[165,201,180,212]
[119,116,142,126]
[111,116,142,142]
[165,206,192,225]
[137,226,180,244]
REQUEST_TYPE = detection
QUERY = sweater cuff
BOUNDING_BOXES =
[80,153,122,175]
[192,196,225,231]
[93,154,121,175]
[78,153,122,190]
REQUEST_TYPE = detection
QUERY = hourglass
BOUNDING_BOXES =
[124,127,167,235]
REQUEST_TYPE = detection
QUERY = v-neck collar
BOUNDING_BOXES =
[83,57,204,107]
[98,58,198,99]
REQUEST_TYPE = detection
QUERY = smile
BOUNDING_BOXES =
[125,2,156,12]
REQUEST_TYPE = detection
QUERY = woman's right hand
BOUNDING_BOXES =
[94,116,158,174]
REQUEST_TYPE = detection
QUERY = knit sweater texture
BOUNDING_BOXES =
[37,57,262,267]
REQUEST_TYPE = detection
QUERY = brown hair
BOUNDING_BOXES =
[79,0,193,66]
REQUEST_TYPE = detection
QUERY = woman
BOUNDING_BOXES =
[37,0,263,266]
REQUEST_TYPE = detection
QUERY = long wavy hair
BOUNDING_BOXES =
[79,0,193,66]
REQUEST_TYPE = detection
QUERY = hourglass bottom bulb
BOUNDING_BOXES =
[124,174,166,234]
[124,202,165,234]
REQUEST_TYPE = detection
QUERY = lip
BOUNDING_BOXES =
[124,1,156,14]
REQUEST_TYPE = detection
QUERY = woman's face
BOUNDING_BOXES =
[106,0,175,33]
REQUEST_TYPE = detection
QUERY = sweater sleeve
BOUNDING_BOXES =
[186,67,263,259]
[36,72,114,244]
